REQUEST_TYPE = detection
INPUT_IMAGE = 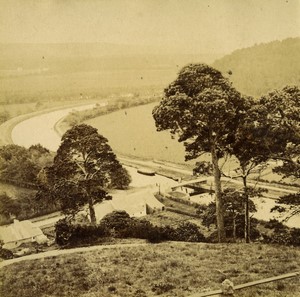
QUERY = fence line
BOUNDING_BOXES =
[190,271,300,297]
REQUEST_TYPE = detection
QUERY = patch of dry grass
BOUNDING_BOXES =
[1,242,300,297]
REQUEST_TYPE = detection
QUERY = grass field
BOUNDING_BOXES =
[1,242,299,297]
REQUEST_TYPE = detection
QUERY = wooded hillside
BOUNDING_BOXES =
[213,38,300,97]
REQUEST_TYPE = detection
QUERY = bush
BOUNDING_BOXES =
[290,228,300,246]
[56,213,206,247]
[264,219,285,230]
[205,231,219,243]
[99,210,132,237]
[55,218,74,246]
[70,224,109,245]
[0,247,14,259]
[146,226,166,243]
[126,218,154,239]
[260,220,300,246]
[55,218,109,247]
[172,222,206,242]
[140,222,205,243]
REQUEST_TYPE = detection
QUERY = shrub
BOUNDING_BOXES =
[126,218,154,239]
[0,247,14,259]
[260,220,300,246]
[55,218,109,247]
[205,231,219,243]
[99,210,132,237]
[264,219,285,230]
[290,228,300,246]
[56,213,206,247]
[140,221,205,243]
[55,218,74,246]
[173,222,206,242]
[69,224,109,245]
[146,226,168,243]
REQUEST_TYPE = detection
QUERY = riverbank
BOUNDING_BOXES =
[0,101,98,146]
[3,101,300,228]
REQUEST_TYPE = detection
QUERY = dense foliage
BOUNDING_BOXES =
[0,144,52,188]
[55,211,206,247]
[213,37,300,96]
[258,86,300,220]
[39,124,131,225]
[153,63,247,242]
[262,219,300,246]
[198,188,260,241]
[0,144,57,224]
[0,191,60,225]
[55,217,109,246]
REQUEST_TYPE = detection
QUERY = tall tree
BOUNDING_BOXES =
[261,86,300,221]
[272,144,300,220]
[152,63,245,242]
[229,97,272,242]
[229,86,300,239]
[39,124,131,225]
[200,188,257,241]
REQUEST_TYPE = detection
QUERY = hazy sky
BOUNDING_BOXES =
[0,0,299,54]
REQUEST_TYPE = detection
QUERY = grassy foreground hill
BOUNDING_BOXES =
[213,37,300,97]
[1,242,300,297]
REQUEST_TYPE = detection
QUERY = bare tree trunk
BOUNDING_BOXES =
[243,176,250,243]
[88,199,97,226]
[233,214,237,242]
[211,147,226,242]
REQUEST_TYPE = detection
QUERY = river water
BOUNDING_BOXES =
[11,104,97,151]
[11,104,178,190]
[11,105,299,228]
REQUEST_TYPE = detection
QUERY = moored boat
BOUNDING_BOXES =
[137,168,156,176]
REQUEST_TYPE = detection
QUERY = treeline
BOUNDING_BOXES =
[0,144,58,224]
[55,210,206,247]
[0,144,53,188]
[55,210,300,248]
[0,192,60,225]
[213,37,300,97]
[63,94,160,127]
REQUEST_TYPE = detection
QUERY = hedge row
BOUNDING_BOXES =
[261,219,300,246]
[55,211,206,247]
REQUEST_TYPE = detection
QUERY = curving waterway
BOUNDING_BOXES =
[11,104,97,151]
[11,104,178,191]
[10,104,300,228]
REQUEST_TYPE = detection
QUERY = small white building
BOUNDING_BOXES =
[0,219,48,250]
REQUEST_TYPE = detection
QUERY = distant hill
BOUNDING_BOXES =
[213,37,300,97]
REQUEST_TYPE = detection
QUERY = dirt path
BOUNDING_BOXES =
[0,242,148,269]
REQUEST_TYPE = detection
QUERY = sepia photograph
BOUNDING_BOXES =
[0,0,299,296]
